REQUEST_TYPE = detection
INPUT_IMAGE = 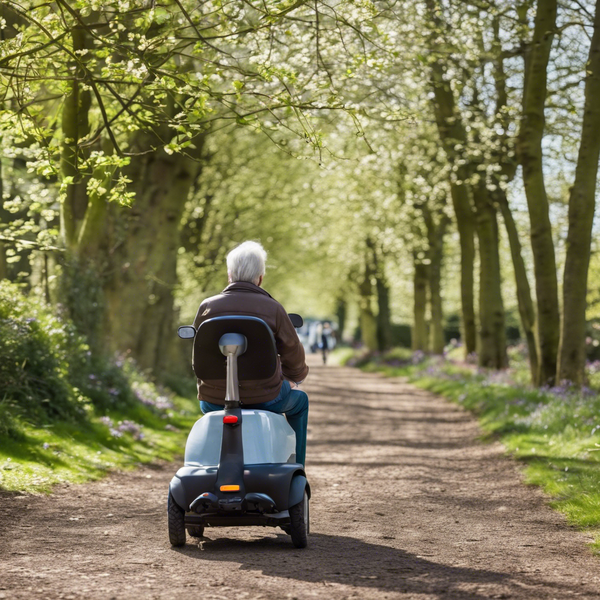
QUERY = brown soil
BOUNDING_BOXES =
[1,357,599,599]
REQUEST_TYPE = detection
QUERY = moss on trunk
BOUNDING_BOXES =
[60,27,91,250]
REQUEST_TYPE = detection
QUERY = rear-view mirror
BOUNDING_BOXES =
[178,325,196,339]
[288,313,303,328]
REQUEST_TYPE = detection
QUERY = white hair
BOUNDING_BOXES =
[227,241,267,284]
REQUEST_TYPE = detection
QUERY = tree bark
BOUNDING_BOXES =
[77,139,115,258]
[0,153,5,281]
[472,180,507,368]
[488,15,539,380]
[494,186,539,380]
[557,0,600,385]
[517,0,559,385]
[412,253,429,352]
[426,22,477,356]
[104,141,205,374]
[424,209,449,355]
[335,297,347,342]
[450,183,477,357]
[358,249,378,352]
[375,274,392,352]
[60,27,91,250]
[370,241,392,352]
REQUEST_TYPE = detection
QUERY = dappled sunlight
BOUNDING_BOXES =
[1,0,600,596]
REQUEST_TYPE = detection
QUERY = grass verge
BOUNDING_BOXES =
[0,394,198,494]
[0,280,201,494]
[340,347,600,553]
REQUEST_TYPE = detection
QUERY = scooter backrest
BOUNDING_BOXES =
[193,316,278,381]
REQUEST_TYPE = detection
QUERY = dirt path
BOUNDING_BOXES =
[1,358,600,600]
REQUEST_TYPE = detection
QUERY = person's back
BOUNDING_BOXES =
[194,241,310,466]
[193,280,308,404]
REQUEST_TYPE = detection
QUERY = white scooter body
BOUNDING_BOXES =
[185,410,297,467]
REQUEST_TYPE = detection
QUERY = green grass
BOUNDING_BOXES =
[0,280,203,494]
[342,348,600,552]
[0,394,199,494]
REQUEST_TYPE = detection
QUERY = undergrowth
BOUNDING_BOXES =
[340,346,600,553]
[0,281,198,493]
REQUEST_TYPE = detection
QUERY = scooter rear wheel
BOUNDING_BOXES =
[289,491,309,548]
[168,492,186,546]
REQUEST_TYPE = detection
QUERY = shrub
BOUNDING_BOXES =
[0,281,86,422]
[0,282,141,423]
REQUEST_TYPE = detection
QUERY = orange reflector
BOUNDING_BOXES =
[220,485,240,492]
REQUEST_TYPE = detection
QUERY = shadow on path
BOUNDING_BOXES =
[172,532,580,599]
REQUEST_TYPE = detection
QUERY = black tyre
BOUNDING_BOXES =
[289,491,309,548]
[168,492,186,546]
[187,525,204,538]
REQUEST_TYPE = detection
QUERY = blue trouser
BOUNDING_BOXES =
[200,380,309,466]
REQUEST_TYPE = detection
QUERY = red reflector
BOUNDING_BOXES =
[223,415,238,424]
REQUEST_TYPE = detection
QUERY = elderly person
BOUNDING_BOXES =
[193,241,310,466]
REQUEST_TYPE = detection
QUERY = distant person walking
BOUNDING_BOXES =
[321,322,332,364]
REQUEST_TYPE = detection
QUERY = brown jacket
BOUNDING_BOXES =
[193,281,309,405]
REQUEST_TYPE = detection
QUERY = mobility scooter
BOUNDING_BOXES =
[168,314,310,548]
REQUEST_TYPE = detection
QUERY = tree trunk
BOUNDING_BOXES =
[443,185,476,356]
[60,27,91,250]
[557,0,600,385]
[489,13,538,380]
[335,297,347,342]
[358,297,378,352]
[517,0,559,385]
[77,140,115,259]
[358,250,378,352]
[426,26,477,356]
[472,180,507,368]
[412,254,429,352]
[0,153,5,281]
[375,274,392,352]
[0,157,31,283]
[370,241,392,352]
[495,186,539,381]
[104,145,205,374]
[423,208,449,355]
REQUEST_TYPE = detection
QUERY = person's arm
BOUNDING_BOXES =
[193,300,208,330]
[191,300,211,399]
[275,306,309,384]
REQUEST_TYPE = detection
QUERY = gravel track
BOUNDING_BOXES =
[1,357,599,599]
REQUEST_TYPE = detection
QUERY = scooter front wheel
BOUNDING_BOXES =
[289,491,309,548]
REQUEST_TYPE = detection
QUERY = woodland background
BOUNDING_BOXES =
[1,0,600,425]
